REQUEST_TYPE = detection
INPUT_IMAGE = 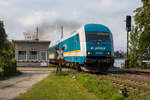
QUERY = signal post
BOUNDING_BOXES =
[125,15,131,68]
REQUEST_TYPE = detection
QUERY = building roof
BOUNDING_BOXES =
[12,40,51,43]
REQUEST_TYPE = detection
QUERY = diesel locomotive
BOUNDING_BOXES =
[49,24,114,72]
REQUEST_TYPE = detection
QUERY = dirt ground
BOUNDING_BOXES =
[0,67,55,100]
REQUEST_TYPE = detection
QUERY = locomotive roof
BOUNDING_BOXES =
[49,23,111,48]
[84,24,110,32]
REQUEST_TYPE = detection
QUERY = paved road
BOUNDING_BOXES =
[0,67,54,100]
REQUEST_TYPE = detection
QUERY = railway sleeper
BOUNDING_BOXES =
[99,77,150,91]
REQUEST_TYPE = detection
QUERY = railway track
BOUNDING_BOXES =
[65,66,150,91]
[95,68,150,91]
[98,75,150,91]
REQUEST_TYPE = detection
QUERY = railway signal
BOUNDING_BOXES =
[55,47,65,62]
[126,16,131,32]
[55,46,65,73]
[125,15,132,68]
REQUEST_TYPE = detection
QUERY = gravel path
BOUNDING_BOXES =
[0,67,54,100]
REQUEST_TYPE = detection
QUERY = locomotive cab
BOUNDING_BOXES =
[84,24,114,72]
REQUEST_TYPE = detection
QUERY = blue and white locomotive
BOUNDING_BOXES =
[49,24,114,72]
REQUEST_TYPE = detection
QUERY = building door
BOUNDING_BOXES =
[40,51,47,60]
[40,51,47,66]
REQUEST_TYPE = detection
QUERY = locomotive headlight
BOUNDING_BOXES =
[105,51,111,55]
[88,51,93,55]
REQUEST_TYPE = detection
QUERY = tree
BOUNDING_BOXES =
[0,21,7,51]
[0,20,16,77]
[129,26,141,67]
[134,0,150,60]
[0,21,14,58]
[0,21,7,69]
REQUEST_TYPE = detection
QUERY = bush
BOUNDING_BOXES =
[0,56,18,78]
[3,58,17,76]
[0,21,19,78]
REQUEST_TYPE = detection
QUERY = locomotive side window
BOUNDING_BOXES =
[86,32,110,41]
[76,34,79,42]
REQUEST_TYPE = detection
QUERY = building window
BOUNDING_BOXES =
[29,51,37,60]
[40,51,47,60]
[25,35,32,40]
[18,51,26,60]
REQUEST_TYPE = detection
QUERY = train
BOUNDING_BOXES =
[49,24,114,72]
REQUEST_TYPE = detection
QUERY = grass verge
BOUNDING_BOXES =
[47,64,56,68]
[13,71,99,100]
[13,71,150,100]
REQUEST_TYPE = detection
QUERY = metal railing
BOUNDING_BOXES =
[29,55,37,60]
[18,55,26,60]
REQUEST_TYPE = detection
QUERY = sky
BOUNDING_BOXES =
[0,0,142,51]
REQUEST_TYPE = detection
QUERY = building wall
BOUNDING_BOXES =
[14,42,50,67]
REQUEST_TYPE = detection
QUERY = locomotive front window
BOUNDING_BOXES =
[86,32,110,41]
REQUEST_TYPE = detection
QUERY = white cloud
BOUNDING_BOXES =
[99,0,129,13]
[86,0,138,14]
[17,10,58,27]
[0,1,9,6]
[1,0,142,51]
[72,9,80,20]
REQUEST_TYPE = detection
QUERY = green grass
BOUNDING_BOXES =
[13,71,150,100]
[13,71,99,100]
[75,73,124,100]
[47,64,56,68]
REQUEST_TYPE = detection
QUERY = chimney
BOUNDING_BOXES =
[35,27,39,40]
[61,26,63,39]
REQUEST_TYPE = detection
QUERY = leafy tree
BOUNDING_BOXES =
[0,20,16,77]
[0,21,7,69]
[134,0,150,60]
[0,21,7,51]
[129,0,150,68]
[129,26,141,67]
